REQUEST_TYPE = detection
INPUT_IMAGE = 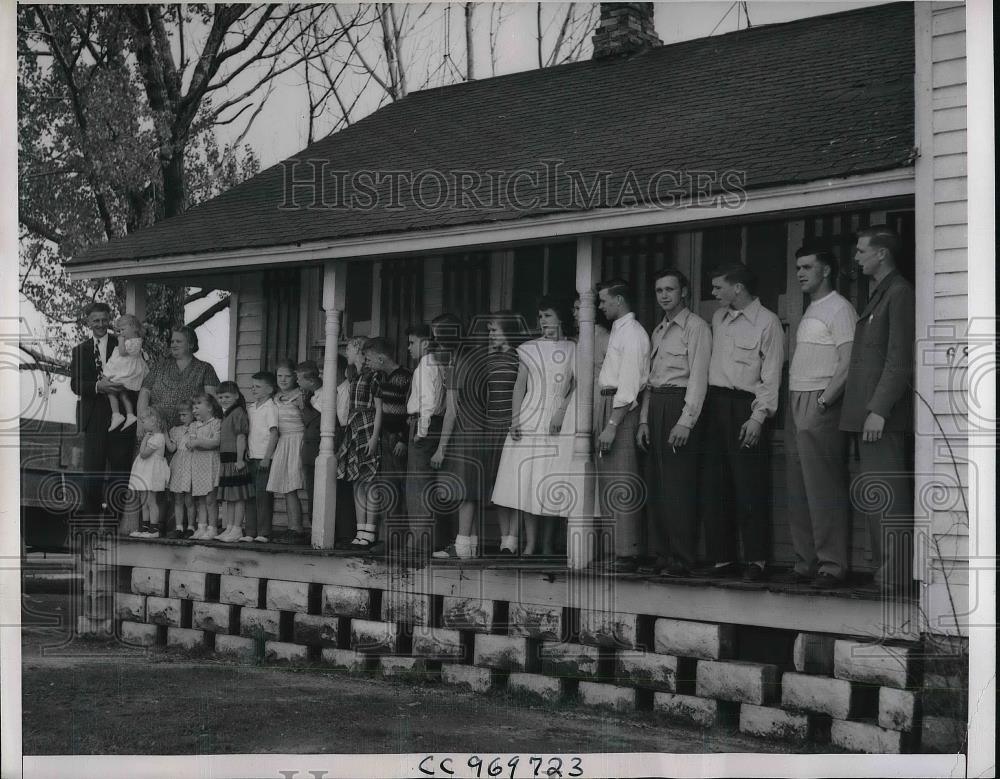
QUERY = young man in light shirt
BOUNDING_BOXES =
[595,278,651,574]
[697,264,783,582]
[636,269,711,577]
[786,246,855,588]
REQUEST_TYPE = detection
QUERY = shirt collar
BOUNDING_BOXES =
[611,311,636,332]
[657,307,690,332]
[724,297,761,325]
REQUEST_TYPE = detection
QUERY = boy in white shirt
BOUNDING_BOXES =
[243,371,279,542]
[401,324,445,560]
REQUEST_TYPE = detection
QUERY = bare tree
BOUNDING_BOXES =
[303,3,597,139]
[536,3,598,67]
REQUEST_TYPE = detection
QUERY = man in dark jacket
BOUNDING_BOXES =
[840,226,915,594]
[69,302,138,520]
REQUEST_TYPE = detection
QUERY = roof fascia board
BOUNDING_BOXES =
[69,168,914,280]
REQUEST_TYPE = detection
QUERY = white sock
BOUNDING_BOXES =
[358,523,376,542]
[468,535,479,556]
[501,535,517,552]
[454,534,471,558]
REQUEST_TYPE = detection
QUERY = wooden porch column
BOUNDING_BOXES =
[118,279,147,536]
[568,236,600,569]
[311,260,346,548]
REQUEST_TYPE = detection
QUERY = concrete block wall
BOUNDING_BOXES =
[111,562,958,753]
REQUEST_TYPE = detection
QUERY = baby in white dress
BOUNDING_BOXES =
[104,314,149,431]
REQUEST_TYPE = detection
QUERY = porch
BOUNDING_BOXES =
[113,188,917,574]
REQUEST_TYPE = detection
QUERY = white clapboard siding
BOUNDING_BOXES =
[914,3,969,633]
[235,279,265,398]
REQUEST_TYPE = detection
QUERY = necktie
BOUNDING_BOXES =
[94,339,103,374]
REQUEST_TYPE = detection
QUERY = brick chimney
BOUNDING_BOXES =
[592,3,663,59]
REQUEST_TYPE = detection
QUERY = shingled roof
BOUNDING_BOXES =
[71,2,914,266]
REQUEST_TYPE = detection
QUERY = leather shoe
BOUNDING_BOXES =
[810,572,845,589]
[742,563,768,582]
[692,561,740,578]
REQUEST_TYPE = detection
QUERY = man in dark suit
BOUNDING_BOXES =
[840,226,915,594]
[70,302,138,520]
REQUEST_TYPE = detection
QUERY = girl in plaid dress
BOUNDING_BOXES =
[337,337,383,549]
[188,392,223,540]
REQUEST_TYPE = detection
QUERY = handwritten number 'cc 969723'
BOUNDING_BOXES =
[417,755,584,778]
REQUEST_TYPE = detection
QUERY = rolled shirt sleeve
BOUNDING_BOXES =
[600,314,651,409]
[750,315,784,425]
[678,317,712,428]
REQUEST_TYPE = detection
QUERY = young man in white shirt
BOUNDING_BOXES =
[595,278,651,573]
[786,246,856,588]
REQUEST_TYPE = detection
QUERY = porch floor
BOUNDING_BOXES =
[113,535,916,605]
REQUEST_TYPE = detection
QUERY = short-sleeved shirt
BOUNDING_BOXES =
[141,357,220,427]
[790,291,856,391]
[247,398,279,459]
[375,367,413,437]
[220,405,250,456]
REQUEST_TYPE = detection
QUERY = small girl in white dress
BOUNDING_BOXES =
[105,314,149,431]
[128,408,171,538]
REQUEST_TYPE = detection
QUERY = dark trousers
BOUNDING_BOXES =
[787,390,851,579]
[702,387,770,563]
[244,458,273,537]
[82,389,138,520]
[403,416,443,548]
[594,395,644,558]
[375,430,408,525]
[645,388,704,568]
[857,431,913,589]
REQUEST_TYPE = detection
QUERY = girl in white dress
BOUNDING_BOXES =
[128,408,171,538]
[491,297,578,556]
[104,314,149,431]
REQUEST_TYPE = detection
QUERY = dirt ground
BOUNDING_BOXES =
[20,592,829,756]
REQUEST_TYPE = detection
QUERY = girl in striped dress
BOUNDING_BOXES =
[266,360,308,545]
[484,312,527,555]
[215,381,254,543]
[337,337,383,548]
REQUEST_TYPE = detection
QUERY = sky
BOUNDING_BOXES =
[236,1,892,169]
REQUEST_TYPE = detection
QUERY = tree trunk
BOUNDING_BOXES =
[162,143,187,219]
